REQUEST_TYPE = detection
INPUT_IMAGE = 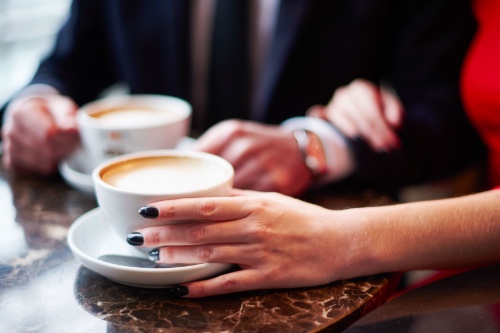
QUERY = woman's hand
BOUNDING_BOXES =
[132,189,356,298]
[308,79,404,152]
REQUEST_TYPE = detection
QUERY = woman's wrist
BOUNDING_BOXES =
[315,208,383,281]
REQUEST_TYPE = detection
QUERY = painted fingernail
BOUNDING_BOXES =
[126,232,144,246]
[149,248,160,262]
[167,285,189,297]
[139,206,159,219]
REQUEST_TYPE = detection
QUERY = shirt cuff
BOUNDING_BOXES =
[281,116,355,184]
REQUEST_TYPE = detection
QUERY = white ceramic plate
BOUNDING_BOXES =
[67,208,232,288]
[59,137,196,195]
[59,147,95,195]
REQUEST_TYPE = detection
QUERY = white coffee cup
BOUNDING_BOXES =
[92,150,234,257]
[77,94,191,168]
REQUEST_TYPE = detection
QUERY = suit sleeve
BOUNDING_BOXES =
[28,0,117,106]
[346,0,486,188]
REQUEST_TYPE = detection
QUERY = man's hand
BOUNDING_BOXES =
[308,79,404,152]
[193,120,313,196]
[2,94,80,175]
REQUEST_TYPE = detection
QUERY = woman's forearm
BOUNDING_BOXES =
[340,189,500,277]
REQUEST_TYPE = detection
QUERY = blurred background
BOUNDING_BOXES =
[0,0,70,108]
[0,0,483,200]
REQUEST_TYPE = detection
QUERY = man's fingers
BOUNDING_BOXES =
[348,82,400,151]
[381,88,404,128]
[5,143,56,174]
[10,102,74,166]
[2,94,80,175]
[306,104,327,119]
[50,96,78,130]
[14,98,58,142]
[231,155,266,189]
[329,111,359,138]
[192,120,243,155]
[349,80,384,119]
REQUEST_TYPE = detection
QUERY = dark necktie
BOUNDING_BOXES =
[206,0,250,129]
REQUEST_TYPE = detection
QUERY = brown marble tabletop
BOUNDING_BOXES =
[0,161,400,333]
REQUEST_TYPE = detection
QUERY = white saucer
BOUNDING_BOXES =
[67,208,232,288]
[59,147,95,195]
[59,137,196,195]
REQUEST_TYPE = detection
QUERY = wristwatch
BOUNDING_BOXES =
[293,129,328,177]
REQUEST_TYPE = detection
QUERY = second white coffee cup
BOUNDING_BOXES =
[77,94,191,169]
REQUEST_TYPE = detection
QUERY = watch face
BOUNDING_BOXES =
[292,129,327,177]
[306,131,327,176]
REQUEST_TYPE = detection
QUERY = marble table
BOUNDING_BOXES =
[0,162,400,333]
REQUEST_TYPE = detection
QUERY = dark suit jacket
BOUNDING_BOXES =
[5,0,485,189]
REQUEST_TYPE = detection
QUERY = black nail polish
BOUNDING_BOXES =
[139,206,159,219]
[167,285,189,297]
[149,248,160,262]
[126,232,144,246]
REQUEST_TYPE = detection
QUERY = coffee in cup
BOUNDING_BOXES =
[101,155,229,194]
[77,95,191,168]
[93,150,234,257]
[87,107,183,126]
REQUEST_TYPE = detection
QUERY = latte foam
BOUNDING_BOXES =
[90,108,182,127]
[100,156,229,194]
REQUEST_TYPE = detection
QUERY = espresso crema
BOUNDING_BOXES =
[89,108,182,127]
[100,156,229,194]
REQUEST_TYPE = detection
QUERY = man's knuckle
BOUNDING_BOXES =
[351,78,370,88]
[226,119,247,136]
[364,117,379,131]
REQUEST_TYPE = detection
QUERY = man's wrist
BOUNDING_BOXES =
[293,129,328,177]
[281,116,356,184]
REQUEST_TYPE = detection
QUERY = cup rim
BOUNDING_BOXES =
[92,150,234,197]
[76,94,192,130]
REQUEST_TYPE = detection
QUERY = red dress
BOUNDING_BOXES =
[461,0,500,186]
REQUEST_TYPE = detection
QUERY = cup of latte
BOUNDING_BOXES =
[92,150,234,257]
[77,94,191,168]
